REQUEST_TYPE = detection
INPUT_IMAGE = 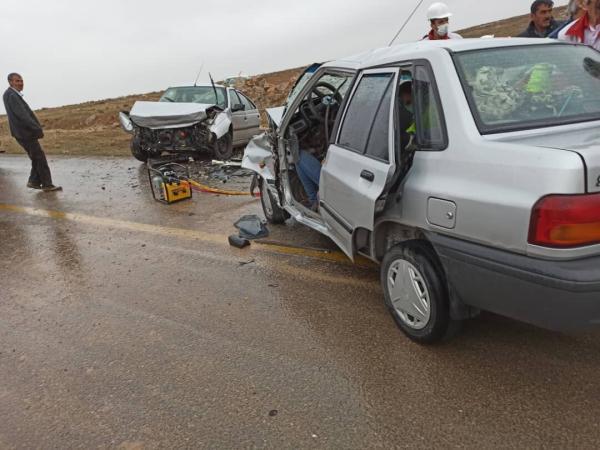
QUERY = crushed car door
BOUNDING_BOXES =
[319,68,399,259]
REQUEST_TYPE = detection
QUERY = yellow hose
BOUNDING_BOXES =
[188,180,254,197]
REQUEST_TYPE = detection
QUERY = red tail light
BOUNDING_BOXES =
[529,193,600,248]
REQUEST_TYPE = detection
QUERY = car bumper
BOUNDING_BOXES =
[428,233,600,331]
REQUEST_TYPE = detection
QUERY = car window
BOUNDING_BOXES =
[229,90,242,108]
[454,44,600,133]
[338,73,394,156]
[365,81,393,162]
[413,65,446,150]
[286,63,322,108]
[159,86,227,108]
[312,74,353,99]
[238,92,256,110]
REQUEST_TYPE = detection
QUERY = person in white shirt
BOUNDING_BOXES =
[423,2,463,40]
[558,0,600,50]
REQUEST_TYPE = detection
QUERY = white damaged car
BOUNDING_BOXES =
[119,85,261,161]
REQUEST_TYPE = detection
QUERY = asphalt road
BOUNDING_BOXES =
[1,155,600,449]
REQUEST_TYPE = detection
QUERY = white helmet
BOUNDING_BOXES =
[427,2,453,20]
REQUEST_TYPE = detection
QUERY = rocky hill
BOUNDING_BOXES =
[0,6,568,156]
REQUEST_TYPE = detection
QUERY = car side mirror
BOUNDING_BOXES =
[232,103,245,112]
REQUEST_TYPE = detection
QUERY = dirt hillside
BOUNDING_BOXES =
[0,6,568,156]
[460,5,568,37]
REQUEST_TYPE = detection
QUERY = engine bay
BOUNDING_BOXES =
[134,123,212,154]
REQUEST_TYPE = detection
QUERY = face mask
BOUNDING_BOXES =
[437,23,449,36]
[405,103,413,113]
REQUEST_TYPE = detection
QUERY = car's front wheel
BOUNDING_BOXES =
[130,136,149,162]
[260,177,288,224]
[213,133,233,161]
[381,242,461,344]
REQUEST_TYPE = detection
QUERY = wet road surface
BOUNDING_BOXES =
[1,155,600,449]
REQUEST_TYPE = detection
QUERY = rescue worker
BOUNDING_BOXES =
[558,0,600,50]
[398,72,443,147]
[519,0,562,38]
[423,2,463,40]
[398,74,415,149]
[525,63,561,115]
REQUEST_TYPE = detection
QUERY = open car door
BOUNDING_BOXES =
[319,68,399,259]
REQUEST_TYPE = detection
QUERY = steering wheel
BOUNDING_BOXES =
[303,81,343,124]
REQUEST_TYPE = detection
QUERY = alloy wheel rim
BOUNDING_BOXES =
[387,259,431,330]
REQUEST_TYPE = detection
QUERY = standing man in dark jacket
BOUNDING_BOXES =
[519,0,562,37]
[3,73,61,191]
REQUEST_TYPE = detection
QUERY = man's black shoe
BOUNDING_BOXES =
[27,182,41,189]
[41,185,62,192]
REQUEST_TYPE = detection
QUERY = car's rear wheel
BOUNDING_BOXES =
[213,133,233,161]
[130,136,149,162]
[260,177,288,224]
[381,242,461,344]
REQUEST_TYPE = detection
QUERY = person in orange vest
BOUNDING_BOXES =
[423,2,463,40]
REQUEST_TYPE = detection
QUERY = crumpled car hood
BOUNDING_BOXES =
[129,101,213,129]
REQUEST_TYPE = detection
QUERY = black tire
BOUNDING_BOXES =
[381,241,461,344]
[259,177,288,224]
[213,133,233,161]
[130,137,149,162]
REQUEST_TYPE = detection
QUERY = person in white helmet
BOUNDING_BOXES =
[423,2,463,40]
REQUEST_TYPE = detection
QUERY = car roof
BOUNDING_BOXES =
[166,84,228,89]
[323,38,564,70]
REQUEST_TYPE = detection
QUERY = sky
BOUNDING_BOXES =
[0,0,569,113]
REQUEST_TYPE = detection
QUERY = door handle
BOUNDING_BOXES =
[360,170,375,182]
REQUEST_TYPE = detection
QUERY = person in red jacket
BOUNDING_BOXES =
[558,0,600,50]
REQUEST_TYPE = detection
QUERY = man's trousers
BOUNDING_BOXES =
[16,139,53,187]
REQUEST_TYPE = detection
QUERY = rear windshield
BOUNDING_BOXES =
[160,86,227,108]
[454,44,600,133]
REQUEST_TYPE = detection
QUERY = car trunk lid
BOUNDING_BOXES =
[575,146,600,193]
[501,126,600,193]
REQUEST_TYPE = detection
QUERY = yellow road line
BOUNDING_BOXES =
[0,203,375,268]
